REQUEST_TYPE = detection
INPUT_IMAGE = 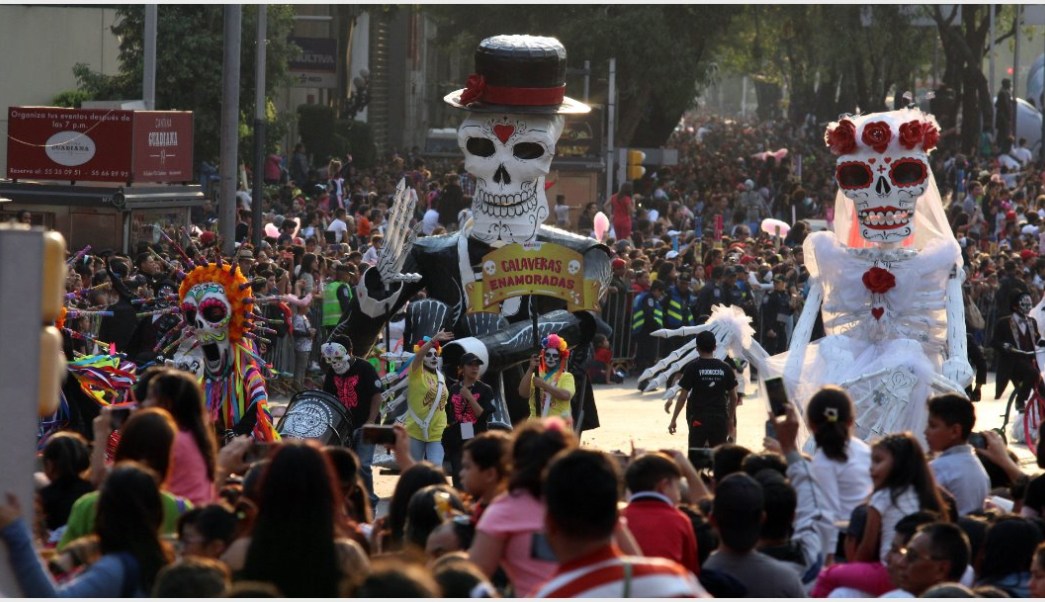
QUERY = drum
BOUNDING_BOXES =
[276,390,353,446]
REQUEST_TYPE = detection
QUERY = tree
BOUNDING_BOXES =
[64,5,299,172]
[427,5,738,148]
[719,6,934,125]
[928,5,1016,154]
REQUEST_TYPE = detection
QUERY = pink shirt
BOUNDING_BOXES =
[166,430,214,506]
[476,490,557,597]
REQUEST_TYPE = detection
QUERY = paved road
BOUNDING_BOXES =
[274,372,1039,504]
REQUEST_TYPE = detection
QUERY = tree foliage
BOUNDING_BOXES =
[66,5,299,170]
[427,5,739,148]
[718,6,934,124]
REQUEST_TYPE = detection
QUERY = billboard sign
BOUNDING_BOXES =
[7,107,193,183]
[289,37,338,89]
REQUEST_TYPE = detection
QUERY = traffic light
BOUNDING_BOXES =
[627,149,646,181]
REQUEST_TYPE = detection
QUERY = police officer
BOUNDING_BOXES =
[632,280,666,372]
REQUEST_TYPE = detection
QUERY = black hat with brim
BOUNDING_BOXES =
[444,34,590,115]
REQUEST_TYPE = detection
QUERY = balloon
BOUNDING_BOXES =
[264,223,279,238]
[761,218,791,237]
[593,211,609,241]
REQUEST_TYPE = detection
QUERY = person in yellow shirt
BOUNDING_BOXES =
[519,334,576,422]
[405,330,453,464]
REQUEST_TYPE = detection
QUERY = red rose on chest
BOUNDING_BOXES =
[862,267,896,294]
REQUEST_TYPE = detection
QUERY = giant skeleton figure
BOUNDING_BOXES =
[641,108,974,442]
[333,35,610,427]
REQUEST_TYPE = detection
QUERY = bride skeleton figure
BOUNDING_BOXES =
[641,108,973,441]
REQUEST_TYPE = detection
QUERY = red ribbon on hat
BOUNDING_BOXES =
[457,73,566,107]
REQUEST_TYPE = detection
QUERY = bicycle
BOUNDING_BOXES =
[1000,345,1045,446]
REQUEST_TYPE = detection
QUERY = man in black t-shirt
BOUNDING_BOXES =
[668,331,738,466]
[443,352,496,489]
[321,336,383,507]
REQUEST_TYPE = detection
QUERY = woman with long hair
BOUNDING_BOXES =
[60,408,192,550]
[804,386,872,558]
[0,462,173,596]
[468,417,578,596]
[236,441,369,596]
[145,368,219,505]
[374,461,448,554]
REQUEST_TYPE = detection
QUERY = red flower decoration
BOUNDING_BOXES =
[898,120,924,150]
[825,119,857,155]
[922,123,939,151]
[458,73,486,106]
[862,267,896,294]
[861,121,893,153]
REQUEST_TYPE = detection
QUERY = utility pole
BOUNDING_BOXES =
[251,6,267,250]
[583,60,590,103]
[220,5,242,257]
[605,58,616,201]
[143,4,157,110]
[1013,5,1022,144]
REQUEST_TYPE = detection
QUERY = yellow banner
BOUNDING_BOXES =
[466,242,599,313]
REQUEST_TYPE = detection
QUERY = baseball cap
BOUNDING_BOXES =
[460,352,484,366]
[611,257,627,270]
[199,231,216,246]
[1021,249,1037,261]
[665,250,679,260]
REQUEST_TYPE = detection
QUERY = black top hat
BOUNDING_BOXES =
[444,35,590,115]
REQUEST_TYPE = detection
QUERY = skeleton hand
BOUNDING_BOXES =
[375,179,422,287]
[941,357,974,389]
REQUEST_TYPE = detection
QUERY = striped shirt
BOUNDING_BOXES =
[534,545,708,598]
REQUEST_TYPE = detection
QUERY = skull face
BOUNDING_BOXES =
[1018,294,1033,316]
[543,348,560,372]
[458,113,565,244]
[567,259,581,275]
[321,342,351,375]
[423,348,441,371]
[483,260,497,276]
[834,120,929,244]
[181,282,233,373]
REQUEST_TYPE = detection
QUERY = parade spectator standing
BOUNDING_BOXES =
[760,274,794,354]
[605,182,634,241]
[622,452,700,575]
[459,432,510,523]
[327,159,345,210]
[693,266,734,321]
[668,331,738,466]
[264,150,283,186]
[443,352,496,490]
[289,143,309,187]
[925,394,990,515]
[996,79,1013,153]
[322,263,355,334]
[803,387,872,558]
[702,473,806,597]
[326,208,350,245]
[535,449,708,598]
[321,336,382,507]
[554,194,570,229]
[291,302,315,390]
[469,419,577,597]
[0,463,173,597]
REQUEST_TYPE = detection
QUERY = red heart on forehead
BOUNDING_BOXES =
[871,307,884,320]
[493,124,515,144]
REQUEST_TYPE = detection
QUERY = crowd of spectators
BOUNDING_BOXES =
[11,106,1045,597]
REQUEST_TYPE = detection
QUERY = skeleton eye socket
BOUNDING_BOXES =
[181,303,197,324]
[200,299,228,323]
[889,159,927,187]
[513,142,544,160]
[466,138,496,157]
[836,162,873,189]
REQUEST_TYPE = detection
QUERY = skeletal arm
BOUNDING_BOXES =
[942,264,974,388]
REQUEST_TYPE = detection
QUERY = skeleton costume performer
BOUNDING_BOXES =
[524,334,576,420]
[178,262,279,441]
[993,292,1045,410]
[334,35,610,427]
[779,108,973,440]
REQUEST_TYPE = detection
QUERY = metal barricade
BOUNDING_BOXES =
[603,290,635,370]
